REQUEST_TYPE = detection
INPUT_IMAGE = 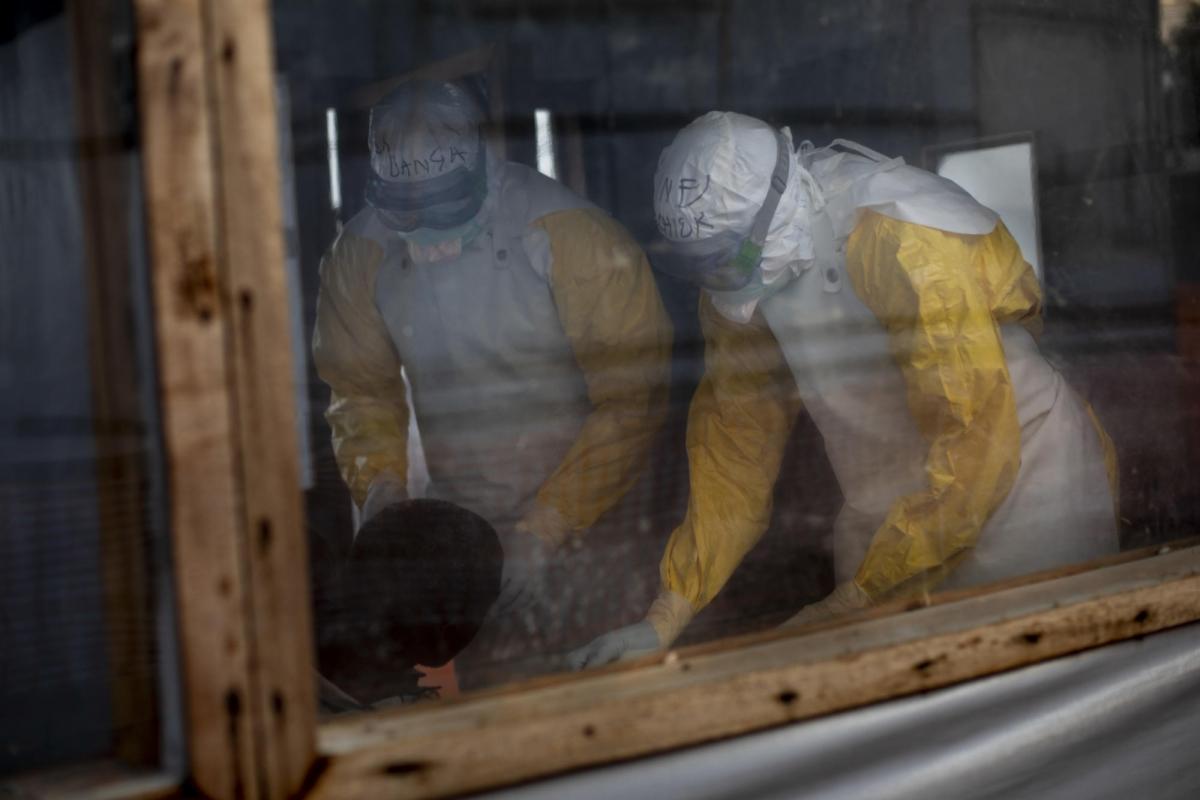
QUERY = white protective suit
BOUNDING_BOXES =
[571,114,1119,666]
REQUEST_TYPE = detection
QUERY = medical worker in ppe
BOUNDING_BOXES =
[312,79,673,684]
[569,111,1118,668]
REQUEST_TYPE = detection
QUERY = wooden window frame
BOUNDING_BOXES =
[132,0,315,797]
[7,1,1200,798]
[310,543,1200,799]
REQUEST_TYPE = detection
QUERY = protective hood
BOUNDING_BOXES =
[365,80,493,236]
[651,112,820,320]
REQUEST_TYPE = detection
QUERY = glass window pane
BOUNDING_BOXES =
[265,0,1200,709]
[1,0,177,775]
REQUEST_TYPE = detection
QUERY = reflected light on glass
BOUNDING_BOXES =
[535,108,557,179]
[937,142,1041,282]
[325,107,342,218]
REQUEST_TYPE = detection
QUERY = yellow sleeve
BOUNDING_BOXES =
[530,208,674,530]
[975,218,1045,339]
[845,211,1022,600]
[660,294,801,610]
[311,232,409,507]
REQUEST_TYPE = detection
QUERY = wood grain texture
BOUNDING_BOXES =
[201,0,317,795]
[132,0,258,796]
[311,545,1200,800]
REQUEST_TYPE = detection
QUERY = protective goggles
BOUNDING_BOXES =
[652,130,791,291]
[366,156,489,233]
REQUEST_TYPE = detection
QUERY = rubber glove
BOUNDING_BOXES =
[514,502,572,548]
[567,621,661,669]
[566,590,694,669]
[492,529,557,618]
[490,503,571,617]
[360,471,408,524]
[783,581,872,628]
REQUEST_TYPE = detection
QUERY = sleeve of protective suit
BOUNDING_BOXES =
[845,211,1024,600]
[530,208,674,531]
[311,232,410,507]
[659,294,801,612]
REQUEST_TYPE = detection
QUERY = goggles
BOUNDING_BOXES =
[366,155,489,233]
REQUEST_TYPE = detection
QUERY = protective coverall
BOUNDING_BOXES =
[314,160,673,685]
[571,115,1118,666]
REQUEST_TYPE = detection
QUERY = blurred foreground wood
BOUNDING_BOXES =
[133,0,315,796]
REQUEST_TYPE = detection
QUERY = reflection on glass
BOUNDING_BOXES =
[325,107,344,221]
[268,0,1200,708]
[1,1,173,775]
[932,137,1042,281]
[534,108,557,179]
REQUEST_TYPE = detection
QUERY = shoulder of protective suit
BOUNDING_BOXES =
[818,154,998,240]
[318,209,389,288]
[340,208,394,248]
[496,161,596,231]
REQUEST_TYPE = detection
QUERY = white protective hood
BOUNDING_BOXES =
[653,112,820,322]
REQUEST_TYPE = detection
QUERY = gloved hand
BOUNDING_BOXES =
[566,620,662,670]
[489,503,571,618]
[492,530,557,619]
[566,590,694,670]
[783,581,872,628]
[360,471,407,525]
[514,502,572,548]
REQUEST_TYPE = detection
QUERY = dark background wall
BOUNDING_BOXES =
[0,10,113,770]
[1,0,174,774]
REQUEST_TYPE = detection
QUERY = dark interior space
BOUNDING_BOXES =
[273,0,1200,654]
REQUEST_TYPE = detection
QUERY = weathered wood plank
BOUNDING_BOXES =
[200,0,317,795]
[131,0,259,795]
[312,545,1200,799]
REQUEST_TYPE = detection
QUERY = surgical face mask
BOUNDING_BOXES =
[392,162,502,263]
[399,215,484,247]
[707,258,810,323]
[653,130,791,292]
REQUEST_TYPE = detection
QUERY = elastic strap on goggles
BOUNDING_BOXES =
[733,129,791,279]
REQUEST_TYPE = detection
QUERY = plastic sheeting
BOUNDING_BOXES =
[483,622,1200,799]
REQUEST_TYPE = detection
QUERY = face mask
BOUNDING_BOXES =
[392,167,500,264]
[401,215,487,264]
[707,259,809,323]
